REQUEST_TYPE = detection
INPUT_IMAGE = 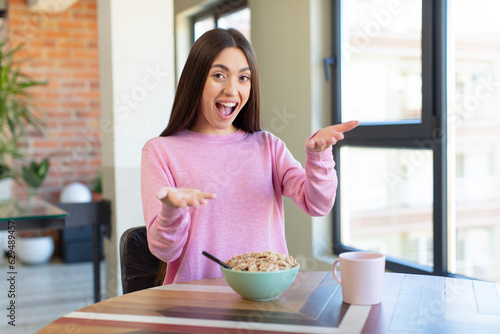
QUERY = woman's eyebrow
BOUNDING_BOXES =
[212,64,250,72]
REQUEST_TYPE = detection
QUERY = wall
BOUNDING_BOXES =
[250,0,334,270]
[7,0,101,202]
[98,0,175,297]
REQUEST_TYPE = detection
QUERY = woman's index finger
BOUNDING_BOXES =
[330,120,359,133]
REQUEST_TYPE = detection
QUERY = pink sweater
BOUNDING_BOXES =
[141,129,337,284]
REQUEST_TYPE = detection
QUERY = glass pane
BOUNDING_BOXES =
[341,0,422,123]
[217,7,251,42]
[450,0,500,281]
[194,16,216,41]
[340,147,433,267]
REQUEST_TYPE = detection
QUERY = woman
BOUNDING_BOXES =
[141,28,357,285]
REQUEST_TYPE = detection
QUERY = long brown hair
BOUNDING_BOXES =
[160,28,261,137]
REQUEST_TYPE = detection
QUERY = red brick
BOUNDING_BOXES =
[74,71,99,79]
[76,111,100,118]
[47,81,59,89]
[44,30,71,39]
[70,1,84,9]
[61,120,86,128]
[45,121,59,128]
[87,3,97,10]
[74,32,98,39]
[61,102,87,109]
[73,12,97,20]
[76,91,100,98]
[47,111,72,118]
[90,101,100,109]
[29,60,56,67]
[58,21,84,30]
[14,49,43,59]
[74,51,99,59]
[87,41,98,49]
[59,131,75,137]
[88,61,99,69]
[46,91,73,99]
[45,71,73,79]
[59,42,85,49]
[48,51,71,58]
[90,159,102,167]
[29,90,45,99]
[33,141,59,148]
[9,0,27,6]
[8,17,26,26]
[34,101,58,109]
[60,61,86,68]
[60,81,85,88]
[61,141,90,148]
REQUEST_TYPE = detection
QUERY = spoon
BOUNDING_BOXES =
[202,251,232,269]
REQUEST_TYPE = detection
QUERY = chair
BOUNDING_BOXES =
[119,226,163,294]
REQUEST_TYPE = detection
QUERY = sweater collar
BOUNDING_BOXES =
[180,128,248,143]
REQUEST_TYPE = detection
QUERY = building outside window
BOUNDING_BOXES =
[332,0,500,282]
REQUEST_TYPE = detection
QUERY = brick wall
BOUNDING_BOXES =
[7,0,101,202]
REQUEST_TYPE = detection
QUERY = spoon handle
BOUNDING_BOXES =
[202,251,232,269]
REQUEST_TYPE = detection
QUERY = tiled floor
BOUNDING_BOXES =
[0,257,103,334]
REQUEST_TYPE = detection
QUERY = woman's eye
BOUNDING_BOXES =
[240,75,250,82]
[213,73,225,79]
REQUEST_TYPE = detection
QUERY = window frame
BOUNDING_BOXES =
[330,0,450,276]
[191,0,248,43]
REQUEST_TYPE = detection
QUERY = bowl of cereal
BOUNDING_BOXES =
[221,251,299,301]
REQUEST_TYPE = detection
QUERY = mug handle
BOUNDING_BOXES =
[332,259,341,284]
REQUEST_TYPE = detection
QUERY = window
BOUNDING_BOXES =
[192,0,250,42]
[331,0,500,281]
[450,0,500,281]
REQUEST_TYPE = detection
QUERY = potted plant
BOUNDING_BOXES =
[0,39,46,198]
[16,157,55,264]
[21,157,50,198]
[92,172,103,201]
[0,40,49,264]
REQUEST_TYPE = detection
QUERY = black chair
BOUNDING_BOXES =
[119,226,163,294]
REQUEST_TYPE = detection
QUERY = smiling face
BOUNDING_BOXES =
[191,47,251,135]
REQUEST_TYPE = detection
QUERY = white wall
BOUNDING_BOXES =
[250,0,334,271]
[98,0,175,297]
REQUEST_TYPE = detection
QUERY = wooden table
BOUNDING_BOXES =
[38,272,500,334]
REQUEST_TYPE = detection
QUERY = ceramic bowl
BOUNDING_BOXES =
[221,264,299,301]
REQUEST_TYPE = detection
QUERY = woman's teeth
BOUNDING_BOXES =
[217,102,236,116]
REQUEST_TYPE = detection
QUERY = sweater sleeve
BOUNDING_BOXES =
[273,136,338,217]
[141,142,191,263]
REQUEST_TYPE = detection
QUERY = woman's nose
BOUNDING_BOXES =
[223,78,237,95]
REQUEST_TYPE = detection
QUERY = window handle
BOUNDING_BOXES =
[324,57,336,82]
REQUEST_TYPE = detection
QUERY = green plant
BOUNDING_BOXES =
[21,157,50,190]
[0,39,47,180]
[0,162,11,180]
[93,172,102,194]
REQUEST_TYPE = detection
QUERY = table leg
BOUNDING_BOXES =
[92,224,101,302]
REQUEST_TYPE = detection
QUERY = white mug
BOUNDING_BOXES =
[332,251,386,305]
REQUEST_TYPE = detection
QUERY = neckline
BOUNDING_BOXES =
[180,129,248,142]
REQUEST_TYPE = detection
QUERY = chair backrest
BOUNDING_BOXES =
[119,226,163,294]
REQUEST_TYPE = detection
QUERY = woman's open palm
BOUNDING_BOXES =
[306,120,359,152]
[155,187,216,208]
